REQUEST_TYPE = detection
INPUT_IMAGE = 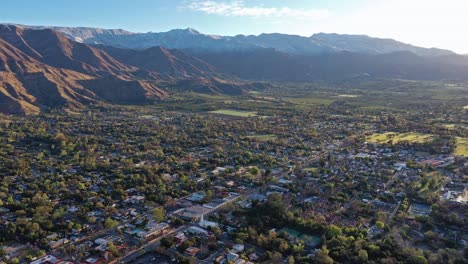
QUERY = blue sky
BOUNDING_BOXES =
[2,0,468,53]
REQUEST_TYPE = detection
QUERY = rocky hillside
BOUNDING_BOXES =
[0,25,262,114]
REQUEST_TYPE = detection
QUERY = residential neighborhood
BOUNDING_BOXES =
[0,99,466,264]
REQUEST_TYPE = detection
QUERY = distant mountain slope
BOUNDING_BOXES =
[0,25,168,114]
[310,33,453,57]
[0,25,137,76]
[16,24,454,57]
[198,49,468,82]
[96,44,218,78]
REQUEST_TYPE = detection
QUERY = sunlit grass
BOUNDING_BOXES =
[245,134,277,141]
[208,109,258,117]
[454,137,468,156]
[302,167,318,173]
[337,94,359,98]
[367,132,435,144]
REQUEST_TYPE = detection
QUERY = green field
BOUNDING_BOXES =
[337,94,359,98]
[208,109,258,117]
[454,137,468,156]
[302,167,318,173]
[285,97,334,106]
[367,132,435,144]
[245,134,277,141]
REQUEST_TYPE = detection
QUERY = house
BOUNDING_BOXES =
[394,163,407,171]
[198,220,219,229]
[212,167,227,175]
[124,195,145,204]
[215,255,226,264]
[187,192,206,202]
[48,238,69,249]
[95,238,108,246]
[84,257,103,264]
[137,222,169,241]
[268,185,289,193]
[30,255,60,264]
[278,178,293,185]
[227,253,239,262]
[67,206,79,213]
[175,232,188,245]
[185,246,200,256]
[248,252,259,261]
[188,226,210,237]
[232,244,244,253]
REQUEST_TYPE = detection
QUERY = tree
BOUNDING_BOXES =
[358,249,368,262]
[326,225,342,239]
[107,242,121,257]
[313,247,333,264]
[212,226,222,238]
[250,166,260,175]
[152,207,166,222]
[171,217,185,227]
[375,221,385,229]
[104,218,119,229]
[408,255,428,264]
[160,236,175,249]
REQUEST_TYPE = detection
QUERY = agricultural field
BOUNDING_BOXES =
[208,109,258,117]
[367,132,435,144]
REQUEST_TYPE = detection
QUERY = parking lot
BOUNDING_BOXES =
[130,252,176,264]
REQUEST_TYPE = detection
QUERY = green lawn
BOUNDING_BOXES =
[245,134,277,141]
[208,109,258,117]
[367,132,435,144]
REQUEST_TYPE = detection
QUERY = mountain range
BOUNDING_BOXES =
[1,24,468,114]
[24,25,454,57]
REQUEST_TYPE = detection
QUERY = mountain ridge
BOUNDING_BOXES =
[8,24,455,57]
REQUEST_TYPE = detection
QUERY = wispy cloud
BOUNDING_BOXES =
[183,0,330,20]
